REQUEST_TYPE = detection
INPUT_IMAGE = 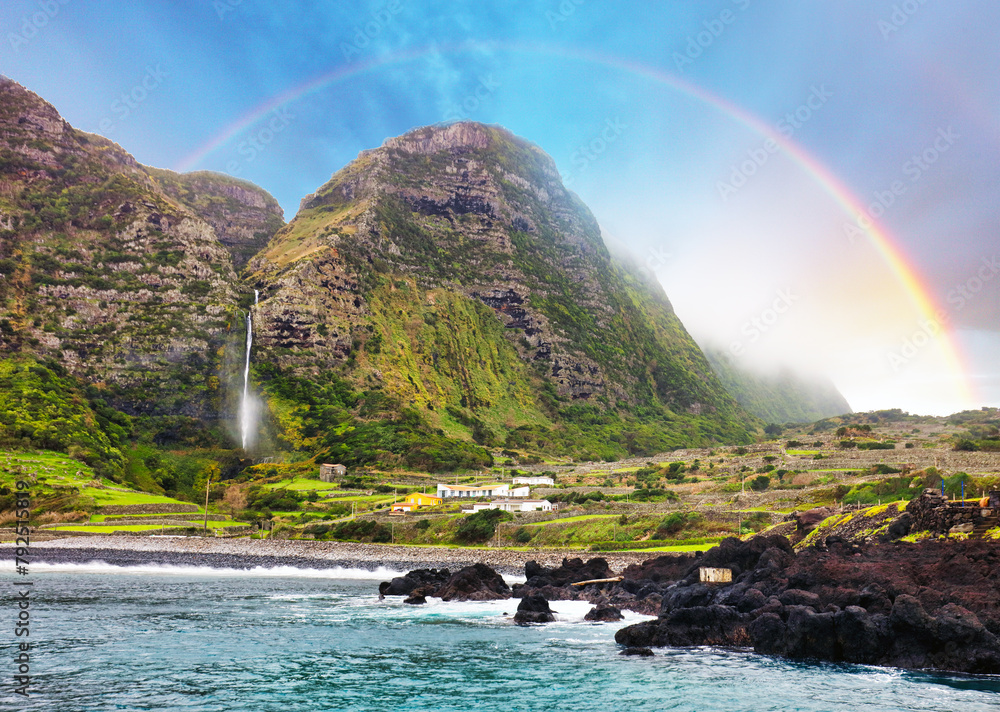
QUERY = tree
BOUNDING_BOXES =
[193,462,221,504]
[223,483,248,518]
[764,423,784,437]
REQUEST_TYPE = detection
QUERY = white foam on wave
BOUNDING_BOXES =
[18,560,407,580]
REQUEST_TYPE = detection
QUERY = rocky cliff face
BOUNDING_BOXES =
[0,81,755,463]
[248,122,757,454]
[146,168,285,270]
[0,77,266,419]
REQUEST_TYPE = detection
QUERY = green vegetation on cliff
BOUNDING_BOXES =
[248,122,759,462]
[703,347,852,423]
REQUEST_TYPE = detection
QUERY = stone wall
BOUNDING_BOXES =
[905,489,995,534]
[97,503,200,515]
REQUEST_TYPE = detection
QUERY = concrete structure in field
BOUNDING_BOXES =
[437,483,531,499]
[390,492,442,513]
[512,475,554,486]
[319,463,346,482]
[462,498,552,514]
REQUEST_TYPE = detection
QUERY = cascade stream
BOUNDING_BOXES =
[239,289,259,450]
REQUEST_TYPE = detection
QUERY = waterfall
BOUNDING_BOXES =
[239,289,259,450]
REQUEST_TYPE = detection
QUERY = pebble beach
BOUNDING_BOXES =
[1,535,657,576]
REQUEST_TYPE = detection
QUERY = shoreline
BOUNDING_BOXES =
[0,535,658,577]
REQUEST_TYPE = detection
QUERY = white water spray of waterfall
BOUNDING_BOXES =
[239,289,259,450]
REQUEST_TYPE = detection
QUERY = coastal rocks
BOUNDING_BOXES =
[619,647,654,657]
[403,586,437,605]
[381,564,512,602]
[381,568,452,596]
[523,556,613,587]
[584,604,623,622]
[514,554,698,615]
[437,564,512,601]
[614,536,1000,674]
[513,594,556,624]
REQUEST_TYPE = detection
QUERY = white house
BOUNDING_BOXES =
[437,483,509,499]
[513,476,554,486]
[462,498,552,514]
[437,484,532,499]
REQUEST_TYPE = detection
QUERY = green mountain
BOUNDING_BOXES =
[246,122,759,466]
[703,347,852,423]
[0,77,283,427]
[0,78,758,477]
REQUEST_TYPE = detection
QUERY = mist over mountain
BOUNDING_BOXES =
[702,346,852,424]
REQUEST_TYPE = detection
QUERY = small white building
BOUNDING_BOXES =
[462,498,552,514]
[437,483,509,499]
[438,483,532,499]
[513,476,554,486]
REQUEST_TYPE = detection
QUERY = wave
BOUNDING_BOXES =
[21,561,408,579]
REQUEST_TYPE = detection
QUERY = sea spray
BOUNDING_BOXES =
[239,289,259,450]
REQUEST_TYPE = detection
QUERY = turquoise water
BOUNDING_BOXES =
[3,562,1000,711]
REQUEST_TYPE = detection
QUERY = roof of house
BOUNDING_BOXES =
[488,498,550,504]
[438,483,506,491]
[405,492,441,500]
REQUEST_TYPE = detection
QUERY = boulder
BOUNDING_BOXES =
[436,564,511,602]
[794,507,833,535]
[380,568,451,597]
[403,585,437,605]
[522,557,613,588]
[584,604,623,622]
[514,594,555,624]
[620,647,654,656]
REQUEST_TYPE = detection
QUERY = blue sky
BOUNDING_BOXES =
[2,0,997,415]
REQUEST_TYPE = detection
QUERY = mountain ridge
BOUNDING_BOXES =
[1,80,759,476]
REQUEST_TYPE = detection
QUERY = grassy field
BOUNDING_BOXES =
[258,477,342,492]
[0,450,194,510]
[626,542,718,553]
[51,520,245,532]
[524,514,621,527]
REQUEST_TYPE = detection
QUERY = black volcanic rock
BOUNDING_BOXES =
[381,568,452,597]
[436,564,511,602]
[380,564,510,602]
[620,647,654,657]
[513,594,555,624]
[614,536,1000,674]
[585,604,624,622]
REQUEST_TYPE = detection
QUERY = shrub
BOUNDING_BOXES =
[415,519,431,531]
[513,527,533,544]
[750,474,771,491]
[653,511,703,539]
[455,509,513,543]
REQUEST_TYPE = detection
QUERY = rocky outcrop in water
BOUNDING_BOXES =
[380,563,511,602]
[380,568,452,597]
[513,553,698,615]
[585,604,623,622]
[513,594,555,624]
[614,536,1000,674]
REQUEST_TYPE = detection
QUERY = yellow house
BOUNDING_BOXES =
[390,492,443,513]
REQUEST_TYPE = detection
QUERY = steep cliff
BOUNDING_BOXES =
[247,122,758,462]
[0,77,258,422]
[146,168,285,269]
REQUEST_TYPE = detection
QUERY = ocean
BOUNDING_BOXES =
[3,563,999,711]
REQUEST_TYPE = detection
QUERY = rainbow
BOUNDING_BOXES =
[173,41,976,406]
